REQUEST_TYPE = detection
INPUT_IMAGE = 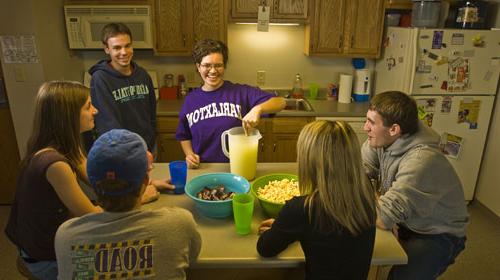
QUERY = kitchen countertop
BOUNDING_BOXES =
[146,162,407,269]
[156,98,369,118]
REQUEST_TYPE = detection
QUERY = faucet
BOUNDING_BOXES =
[272,90,290,98]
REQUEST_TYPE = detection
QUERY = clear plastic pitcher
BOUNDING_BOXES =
[411,0,441,28]
[221,127,262,180]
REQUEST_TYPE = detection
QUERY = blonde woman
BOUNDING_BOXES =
[257,120,377,279]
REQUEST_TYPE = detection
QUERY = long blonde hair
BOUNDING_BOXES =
[23,81,89,171]
[297,120,376,235]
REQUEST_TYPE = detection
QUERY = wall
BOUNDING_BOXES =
[0,0,84,157]
[475,0,500,217]
[81,23,369,90]
[0,0,45,158]
[2,2,372,157]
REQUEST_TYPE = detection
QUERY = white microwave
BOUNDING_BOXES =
[64,5,153,49]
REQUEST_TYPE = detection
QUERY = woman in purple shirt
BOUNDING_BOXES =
[175,39,285,168]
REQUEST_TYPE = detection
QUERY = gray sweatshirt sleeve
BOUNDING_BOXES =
[377,146,462,232]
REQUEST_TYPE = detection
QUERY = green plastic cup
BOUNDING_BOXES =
[232,193,255,235]
[309,83,319,100]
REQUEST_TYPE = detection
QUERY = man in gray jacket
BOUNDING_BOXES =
[362,91,468,280]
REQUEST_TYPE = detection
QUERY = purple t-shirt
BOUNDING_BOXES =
[176,81,273,162]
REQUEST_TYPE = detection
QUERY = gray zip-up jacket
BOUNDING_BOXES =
[362,123,468,237]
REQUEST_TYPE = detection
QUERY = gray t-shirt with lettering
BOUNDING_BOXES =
[55,207,201,280]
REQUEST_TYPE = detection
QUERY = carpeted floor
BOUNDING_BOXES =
[0,201,499,280]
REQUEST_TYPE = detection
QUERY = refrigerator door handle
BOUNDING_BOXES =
[408,29,418,94]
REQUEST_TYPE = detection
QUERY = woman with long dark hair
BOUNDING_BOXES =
[5,81,102,279]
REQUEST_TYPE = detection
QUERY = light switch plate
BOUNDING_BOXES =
[257,70,266,86]
[14,66,25,82]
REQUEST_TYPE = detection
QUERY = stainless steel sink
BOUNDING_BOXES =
[283,98,314,112]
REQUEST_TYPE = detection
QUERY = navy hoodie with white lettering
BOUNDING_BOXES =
[89,60,156,151]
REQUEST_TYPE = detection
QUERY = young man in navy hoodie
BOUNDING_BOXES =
[88,22,156,152]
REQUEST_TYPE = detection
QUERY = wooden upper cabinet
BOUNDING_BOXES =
[344,0,385,56]
[272,0,308,20]
[305,0,385,58]
[230,0,308,23]
[64,0,149,3]
[192,0,227,43]
[384,0,412,9]
[305,0,344,55]
[155,0,190,54]
[154,0,227,55]
[230,0,260,19]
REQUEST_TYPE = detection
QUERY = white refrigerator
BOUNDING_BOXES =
[374,27,500,201]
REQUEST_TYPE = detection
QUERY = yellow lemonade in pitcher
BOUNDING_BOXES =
[228,134,259,180]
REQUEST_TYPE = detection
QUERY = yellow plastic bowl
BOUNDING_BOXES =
[251,173,298,218]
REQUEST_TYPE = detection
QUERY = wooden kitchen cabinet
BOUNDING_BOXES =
[256,119,269,163]
[154,0,227,55]
[385,0,412,9]
[64,0,148,3]
[305,0,385,58]
[259,116,314,162]
[156,116,185,162]
[230,0,309,23]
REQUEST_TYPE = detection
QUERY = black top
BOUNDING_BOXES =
[5,150,71,261]
[257,196,375,280]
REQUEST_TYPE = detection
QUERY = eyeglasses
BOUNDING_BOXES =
[199,63,224,70]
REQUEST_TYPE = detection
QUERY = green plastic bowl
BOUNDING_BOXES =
[251,173,298,218]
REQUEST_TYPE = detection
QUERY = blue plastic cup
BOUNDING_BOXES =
[169,160,187,194]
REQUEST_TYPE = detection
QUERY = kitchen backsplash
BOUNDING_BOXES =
[82,24,374,90]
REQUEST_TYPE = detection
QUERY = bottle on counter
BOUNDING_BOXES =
[177,74,187,98]
[164,73,174,87]
[291,73,304,99]
[327,83,338,101]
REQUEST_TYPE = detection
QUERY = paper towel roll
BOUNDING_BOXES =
[339,74,353,104]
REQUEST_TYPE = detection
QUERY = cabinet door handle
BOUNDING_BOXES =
[273,143,277,152]
[182,34,186,47]
[339,35,343,49]
[260,142,265,152]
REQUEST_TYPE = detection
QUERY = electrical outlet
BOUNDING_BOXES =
[257,70,266,86]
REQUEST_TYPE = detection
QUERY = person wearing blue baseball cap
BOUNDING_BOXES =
[55,129,201,279]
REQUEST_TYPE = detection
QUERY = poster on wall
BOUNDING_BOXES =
[0,35,39,63]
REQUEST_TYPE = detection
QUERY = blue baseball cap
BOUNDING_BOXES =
[87,129,148,196]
